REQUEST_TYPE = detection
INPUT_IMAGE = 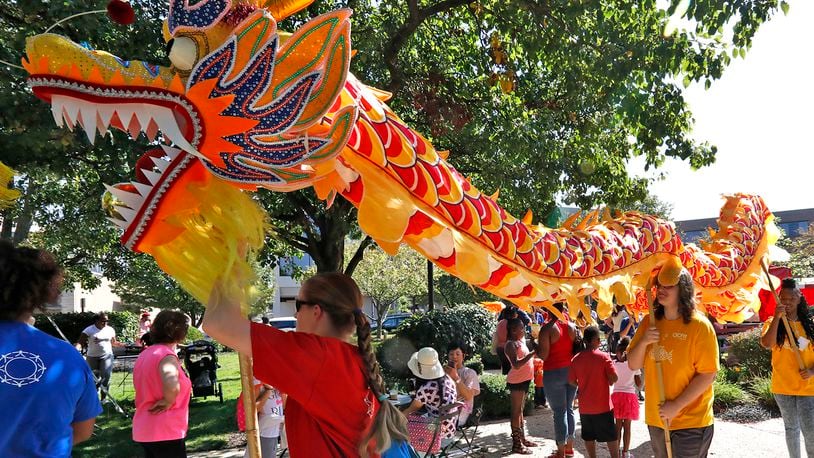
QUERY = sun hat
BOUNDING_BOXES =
[407,347,445,380]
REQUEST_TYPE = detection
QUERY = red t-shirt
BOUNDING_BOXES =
[568,349,617,415]
[250,322,379,457]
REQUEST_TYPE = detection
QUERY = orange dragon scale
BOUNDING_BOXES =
[22,2,779,321]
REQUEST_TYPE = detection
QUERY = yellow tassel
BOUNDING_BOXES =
[0,162,21,209]
[144,177,266,313]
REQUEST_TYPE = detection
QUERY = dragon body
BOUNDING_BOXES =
[22,2,778,321]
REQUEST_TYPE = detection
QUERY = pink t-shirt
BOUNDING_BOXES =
[132,344,191,443]
[505,339,534,384]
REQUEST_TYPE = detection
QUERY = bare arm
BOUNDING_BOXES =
[202,283,252,355]
[628,326,659,371]
[761,306,785,349]
[71,418,95,444]
[148,355,182,413]
[402,398,424,416]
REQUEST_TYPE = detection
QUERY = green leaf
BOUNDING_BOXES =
[781,2,790,15]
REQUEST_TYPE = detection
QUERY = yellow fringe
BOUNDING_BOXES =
[0,162,21,209]
[143,177,266,314]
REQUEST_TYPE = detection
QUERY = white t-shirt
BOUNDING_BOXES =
[255,379,284,438]
[612,359,641,394]
[83,324,116,357]
[612,310,629,333]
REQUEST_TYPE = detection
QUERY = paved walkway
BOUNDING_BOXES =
[190,404,786,457]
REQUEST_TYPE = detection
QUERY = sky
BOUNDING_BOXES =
[628,0,814,221]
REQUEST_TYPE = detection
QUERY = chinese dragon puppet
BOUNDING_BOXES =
[20,0,780,322]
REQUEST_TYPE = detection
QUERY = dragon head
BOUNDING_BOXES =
[22,1,357,302]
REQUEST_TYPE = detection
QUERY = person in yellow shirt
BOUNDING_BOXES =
[760,278,814,458]
[628,269,719,458]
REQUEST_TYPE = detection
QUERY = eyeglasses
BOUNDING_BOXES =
[295,299,314,312]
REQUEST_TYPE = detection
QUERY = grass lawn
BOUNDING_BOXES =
[74,351,244,458]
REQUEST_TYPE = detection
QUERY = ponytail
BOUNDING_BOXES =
[354,310,410,455]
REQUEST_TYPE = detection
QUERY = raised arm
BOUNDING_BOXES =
[201,282,252,355]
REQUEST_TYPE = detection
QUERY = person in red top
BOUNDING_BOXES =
[536,302,577,458]
[203,273,409,457]
[569,326,620,458]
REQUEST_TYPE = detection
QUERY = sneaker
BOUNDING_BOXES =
[564,445,574,457]
[624,452,633,458]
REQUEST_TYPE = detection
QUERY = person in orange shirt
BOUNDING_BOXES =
[760,278,814,458]
[533,356,547,408]
[628,269,719,458]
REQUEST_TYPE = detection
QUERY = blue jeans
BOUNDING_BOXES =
[775,394,814,458]
[544,367,576,445]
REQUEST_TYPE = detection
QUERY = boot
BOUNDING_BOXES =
[520,424,538,447]
[511,426,533,455]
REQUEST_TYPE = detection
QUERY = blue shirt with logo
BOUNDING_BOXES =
[0,320,102,457]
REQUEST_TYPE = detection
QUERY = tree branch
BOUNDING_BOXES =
[384,0,470,94]
[344,235,374,276]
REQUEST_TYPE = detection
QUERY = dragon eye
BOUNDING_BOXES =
[167,36,198,71]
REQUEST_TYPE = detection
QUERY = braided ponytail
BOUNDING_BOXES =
[355,310,409,455]
[299,273,409,456]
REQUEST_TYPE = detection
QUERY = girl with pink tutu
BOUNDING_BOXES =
[612,337,642,458]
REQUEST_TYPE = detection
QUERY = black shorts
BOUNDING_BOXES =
[580,410,616,442]
[506,379,531,392]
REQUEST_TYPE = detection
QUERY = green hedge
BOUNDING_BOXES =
[34,311,139,343]
[713,378,750,411]
[480,373,534,419]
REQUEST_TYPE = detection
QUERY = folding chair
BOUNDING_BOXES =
[441,395,483,457]
[409,402,464,458]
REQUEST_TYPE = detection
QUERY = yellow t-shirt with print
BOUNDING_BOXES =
[762,317,814,396]
[629,312,719,430]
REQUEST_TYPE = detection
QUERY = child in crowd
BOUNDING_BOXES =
[569,326,619,458]
[533,356,547,408]
[238,378,285,458]
[612,337,641,458]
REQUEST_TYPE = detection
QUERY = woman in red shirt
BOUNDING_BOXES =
[203,272,408,457]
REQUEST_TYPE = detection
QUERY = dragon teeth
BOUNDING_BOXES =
[150,156,171,173]
[141,168,163,186]
[106,217,129,230]
[47,96,201,158]
[131,181,153,197]
[104,184,144,210]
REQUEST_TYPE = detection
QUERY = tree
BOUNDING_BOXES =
[436,273,499,307]
[778,224,814,278]
[347,239,436,338]
[0,1,786,288]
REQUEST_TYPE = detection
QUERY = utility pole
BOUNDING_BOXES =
[427,260,434,311]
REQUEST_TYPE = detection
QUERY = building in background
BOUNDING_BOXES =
[46,265,123,314]
[676,207,814,244]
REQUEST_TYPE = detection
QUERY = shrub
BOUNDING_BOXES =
[379,304,496,378]
[713,379,750,411]
[186,326,205,343]
[727,328,771,379]
[464,353,484,375]
[480,373,533,419]
[749,377,779,412]
[34,311,139,343]
[480,348,501,370]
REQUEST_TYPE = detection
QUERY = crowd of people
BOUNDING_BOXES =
[4,238,814,458]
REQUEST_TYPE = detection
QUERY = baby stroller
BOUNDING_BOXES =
[183,340,224,403]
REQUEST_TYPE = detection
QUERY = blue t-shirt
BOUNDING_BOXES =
[0,321,102,457]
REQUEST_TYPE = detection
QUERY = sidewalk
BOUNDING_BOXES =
[475,403,785,457]
[190,404,786,457]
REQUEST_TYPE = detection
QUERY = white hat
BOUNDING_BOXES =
[407,347,445,380]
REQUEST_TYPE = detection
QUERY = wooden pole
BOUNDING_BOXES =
[761,260,806,371]
[646,277,672,458]
[239,353,261,458]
